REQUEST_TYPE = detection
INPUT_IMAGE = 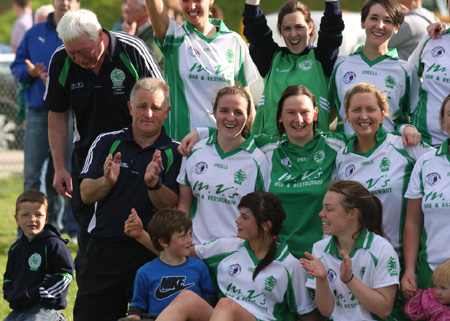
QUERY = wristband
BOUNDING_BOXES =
[147,176,162,190]
[343,273,354,284]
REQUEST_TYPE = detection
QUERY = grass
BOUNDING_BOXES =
[0,174,78,320]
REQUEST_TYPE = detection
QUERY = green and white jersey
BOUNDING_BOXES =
[404,139,450,271]
[195,238,316,321]
[335,127,433,258]
[330,46,419,134]
[306,230,400,321]
[159,18,258,141]
[177,132,269,244]
[257,131,348,259]
[408,30,450,146]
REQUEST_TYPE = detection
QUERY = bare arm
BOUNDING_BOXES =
[48,110,72,198]
[124,208,159,255]
[80,153,121,204]
[401,198,423,299]
[146,0,170,43]
[177,184,194,216]
[341,250,397,319]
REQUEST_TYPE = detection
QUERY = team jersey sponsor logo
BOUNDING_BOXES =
[379,157,391,172]
[38,37,45,43]
[110,68,126,87]
[327,268,337,282]
[361,160,373,166]
[70,81,84,90]
[189,46,200,57]
[214,163,228,169]
[343,71,356,84]
[233,169,247,185]
[299,59,313,71]
[275,68,290,73]
[384,75,397,89]
[119,161,129,168]
[387,257,398,277]
[264,276,277,292]
[228,264,241,276]
[431,46,445,58]
[28,253,42,271]
[344,164,355,177]
[195,162,208,175]
[426,172,441,186]
[154,276,195,299]
[313,150,325,164]
[281,157,292,167]
[225,50,235,64]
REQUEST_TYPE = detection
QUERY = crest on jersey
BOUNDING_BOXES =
[227,264,241,276]
[233,169,247,185]
[189,46,200,58]
[110,68,125,87]
[281,157,292,168]
[384,75,396,89]
[343,71,356,84]
[265,276,277,292]
[299,59,313,71]
[327,268,337,282]
[28,253,42,271]
[431,46,445,58]
[313,150,325,164]
[426,172,441,186]
[195,162,208,175]
[379,157,391,172]
[387,257,398,277]
[345,164,355,177]
[225,50,234,64]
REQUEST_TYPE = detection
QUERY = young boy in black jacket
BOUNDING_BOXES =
[3,190,74,320]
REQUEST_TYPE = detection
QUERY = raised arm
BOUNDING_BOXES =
[146,0,170,43]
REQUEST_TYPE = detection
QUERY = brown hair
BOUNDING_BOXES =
[239,192,286,280]
[213,86,253,136]
[15,190,48,215]
[277,1,316,44]
[361,0,404,28]
[439,93,450,133]
[276,85,317,136]
[327,180,385,240]
[147,209,192,252]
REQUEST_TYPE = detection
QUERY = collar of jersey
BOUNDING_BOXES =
[325,229,374,259]
[353,45,399,67]
[343,126,387,157]
[243,240,290,265]
[206,130,257,159]
[281,130,322,154]
[436,138,450,160]
[184,18,230,42]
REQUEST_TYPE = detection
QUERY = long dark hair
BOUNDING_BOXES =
[327,180,385,239]
[238,192,286,280]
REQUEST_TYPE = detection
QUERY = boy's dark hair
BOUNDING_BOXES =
[15,190,48,215]
[147,209,192,251]
[14,0,30,8]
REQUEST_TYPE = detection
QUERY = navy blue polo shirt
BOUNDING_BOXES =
[79,125,181,240]
[44,29,163,162]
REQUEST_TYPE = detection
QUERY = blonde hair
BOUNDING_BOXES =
[439,93,450,133]
[433,259,450,286]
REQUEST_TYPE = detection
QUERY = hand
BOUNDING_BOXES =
[340,250,353,283]
[402,125,422,147]
[144,150,162,188]
[124,208,145,239]
[300,251,327,280]
[25,59,47,79]
[178,129,199,156]
[104,152,121,185]
[122,20,137,35]
[427,22,447,39]
[40,72,48,86]
[53,168,73,198]
[125,315,141,320]
[401,270,417,299]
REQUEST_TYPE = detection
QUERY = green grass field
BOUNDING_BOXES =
[0,174,78,320]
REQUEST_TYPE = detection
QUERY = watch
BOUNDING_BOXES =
[147,176,162,191]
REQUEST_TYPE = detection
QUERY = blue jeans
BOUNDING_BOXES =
[4,305,66,321]
[23,109,74,233]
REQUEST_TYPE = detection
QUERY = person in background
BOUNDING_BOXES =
[112,0,128,31]
[122,0,165,72]
[34,4,55,24]
[388,0,440,60]
[11,0,33,53]
[163,0,183,24]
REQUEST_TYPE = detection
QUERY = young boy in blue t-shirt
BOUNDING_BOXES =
[120,209,217,320]
[3,190,74,321]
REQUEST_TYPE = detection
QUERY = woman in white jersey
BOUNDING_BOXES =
[243,0,344,135]
[330,0,420,134]
[402,94,450,299]
[153,191,317,321]
[146,0,258,141]
[176,86,269,245]
[407,0,450,147]
[301,180,400,321]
